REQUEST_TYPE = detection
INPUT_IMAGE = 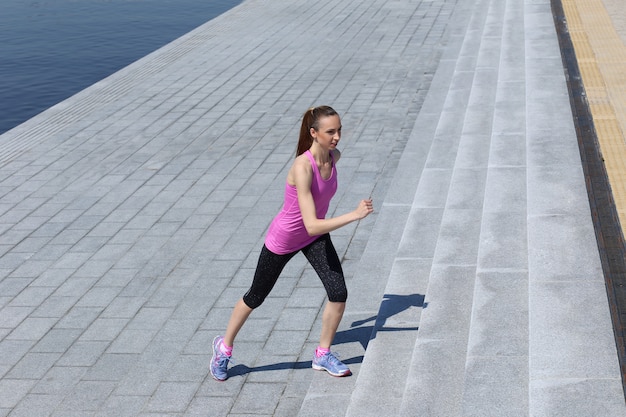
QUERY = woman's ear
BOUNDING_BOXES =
[309,127,317,140]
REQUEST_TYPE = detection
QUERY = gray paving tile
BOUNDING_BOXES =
[31,328,81,353]
[466,271,529,357]
[0,340,36,369]
[0,379,38,409]
[56,341,109,367]
[528,213,604,281]
[5,352,61,379]
[93,395,148,417]
[530,280,620,379]
[477,211,528,270]
[530,378,626,417]
[6,317,57,341]
[7,393,64,417]
[230,382,284,415]
[54,380,116,413]
[107,329,157,354]
[31,366,87,396]
[483,166,527,212]
[144,381,199,414]
[462,356,528,417]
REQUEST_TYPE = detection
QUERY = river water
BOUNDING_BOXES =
[0,0,242,135]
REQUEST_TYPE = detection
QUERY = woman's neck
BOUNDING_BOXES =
[309,143,330,164]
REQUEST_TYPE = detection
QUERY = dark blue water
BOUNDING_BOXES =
[0,0,242,135]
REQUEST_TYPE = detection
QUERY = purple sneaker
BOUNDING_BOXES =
[210,336,231,381]
[312,351,352,377]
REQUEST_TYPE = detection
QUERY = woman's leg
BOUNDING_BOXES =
[303,234,351,376]
[302,234,348,348]
[211,246,296,381]
[225,245,296,346]
[223,299,253,347]
[319,300,346,348]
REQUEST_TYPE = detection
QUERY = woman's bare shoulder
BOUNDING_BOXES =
[288,153,313,185]
[332,149,341,162]
[293,153,313,170]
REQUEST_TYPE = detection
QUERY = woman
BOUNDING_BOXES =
[211,106,373,381]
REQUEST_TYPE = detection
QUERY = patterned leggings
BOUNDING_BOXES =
[242,233,347,309]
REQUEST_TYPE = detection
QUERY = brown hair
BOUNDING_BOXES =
[296,105,338,157]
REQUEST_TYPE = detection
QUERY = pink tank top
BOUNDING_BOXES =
[265,150,338,254]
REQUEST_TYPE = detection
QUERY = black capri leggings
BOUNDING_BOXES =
[242,233,347,309]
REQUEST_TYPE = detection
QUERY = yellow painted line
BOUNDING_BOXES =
[562,0,626,235]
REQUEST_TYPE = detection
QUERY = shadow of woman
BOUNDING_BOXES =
[226,293,425,377]
[228,355,364,377]
[337,293,426,350]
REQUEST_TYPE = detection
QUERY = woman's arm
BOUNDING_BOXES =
[291,155,372,236]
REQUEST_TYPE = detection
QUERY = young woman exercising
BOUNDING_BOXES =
[211,105,373,381]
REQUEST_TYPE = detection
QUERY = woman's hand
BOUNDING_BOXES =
[355,199,374,220]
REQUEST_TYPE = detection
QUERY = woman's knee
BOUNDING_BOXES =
[242,292,264,309]
[328,286,348,303]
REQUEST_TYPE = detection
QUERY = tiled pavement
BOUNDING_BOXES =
[1,0,626,416]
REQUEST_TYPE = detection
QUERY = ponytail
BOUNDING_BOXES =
[296,105,338,157]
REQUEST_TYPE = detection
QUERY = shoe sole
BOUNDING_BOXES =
[312,364,352,377]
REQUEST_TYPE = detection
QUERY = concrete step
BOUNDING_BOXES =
[338,0,626,415]
[345,0,490,414]
[456,0,528,415]
[524,1,626,416]
[397,0,504,414]
[297,0,493,414]
[296,0,479,415]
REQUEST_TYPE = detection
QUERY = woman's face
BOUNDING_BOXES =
[311,114,342,150]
